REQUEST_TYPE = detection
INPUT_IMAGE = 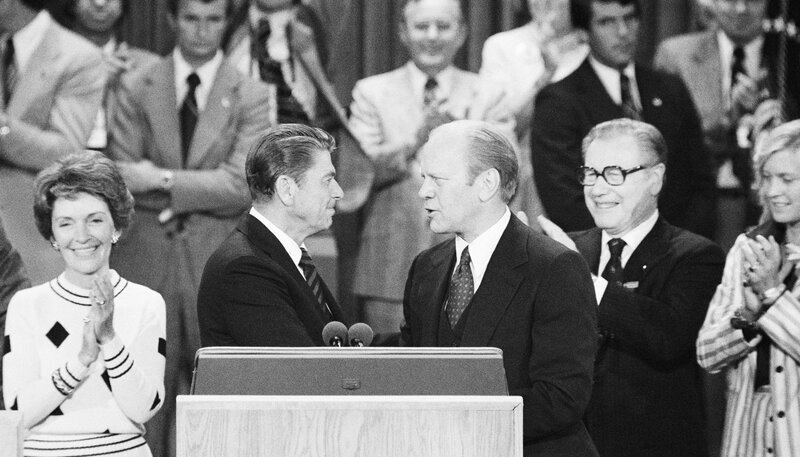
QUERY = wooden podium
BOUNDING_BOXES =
[176,395,522,457]
[0,411,23,457]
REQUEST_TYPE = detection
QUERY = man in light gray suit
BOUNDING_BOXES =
[107,0,271,455]
[0,0,105,284]
[348,0,511,335]
[654,0,773,250]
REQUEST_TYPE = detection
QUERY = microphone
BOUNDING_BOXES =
[322,321,348,347]
[347,323,374,347]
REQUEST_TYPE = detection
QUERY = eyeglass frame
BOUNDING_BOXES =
[575,164,654,186]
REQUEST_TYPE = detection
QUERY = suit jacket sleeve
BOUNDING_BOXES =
[530,85,595,231]
[600,239,724,364]
[513,249,598,440]
[204,255,317,347]
[348,79,416,187]
[0,221,29,348]
[170,81,271,217]
[0,51,105,171]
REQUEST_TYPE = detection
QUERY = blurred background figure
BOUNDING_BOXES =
[56,0,159,152]
[480,0,588,226]
[698,119,800,457]
[0,218,29,410]
[3,152,165,457]
[348,0,513,335]
[106,0,271,455]
[0,0,105,284]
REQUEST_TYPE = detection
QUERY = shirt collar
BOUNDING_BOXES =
[601,209,659,266]
[454,207,511,290]
[249,207,305,271]
[172,48,223,110]
[588,55,637,106]
[10,9,51,74]
[406,61,455,105]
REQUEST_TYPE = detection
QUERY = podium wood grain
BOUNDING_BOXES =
[177,395,522,457]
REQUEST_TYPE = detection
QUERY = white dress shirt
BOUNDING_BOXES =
[453,208,511,292]
[589,56,642,112]
[173,49,223,111]
[594,210,659,303]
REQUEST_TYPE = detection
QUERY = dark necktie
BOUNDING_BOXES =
[179,73,200,164]
[731,46,747,90]
[300,247,331,319]
[602,238,626,286]
[446,246,474,328]
[620,71,641,120]
[423,77,438,108]
[2,37,16,107]
[253,18,309,124]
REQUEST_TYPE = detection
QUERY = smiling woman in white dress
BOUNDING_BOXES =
[2,151,166,457]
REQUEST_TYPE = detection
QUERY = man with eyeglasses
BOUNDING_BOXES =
[540,118,725,457]
[531,0,715,239]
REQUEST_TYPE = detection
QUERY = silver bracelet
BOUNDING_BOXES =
[51,368,74,396]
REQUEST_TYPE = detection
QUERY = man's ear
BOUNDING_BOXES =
[649,163,666,196]
[478,168,501,202]
[275,175,296,206]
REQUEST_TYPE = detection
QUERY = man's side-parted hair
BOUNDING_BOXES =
[246,123,336,201]
[33,151,135,241]
[570,0,641,31]
[430,120,519,203]
[582,118,668,166]
[167,0,235,17]
[400,0,466,26]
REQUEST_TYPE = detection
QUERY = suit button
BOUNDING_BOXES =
[778,411,786,418]
[776,366,784,373]
[768,448,773,454]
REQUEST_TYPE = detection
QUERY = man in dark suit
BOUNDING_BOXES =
[198,124,348,347]
[402,120,599,457]
[531,0,715,238]
[0,217,29,410]
[540,118,725,457]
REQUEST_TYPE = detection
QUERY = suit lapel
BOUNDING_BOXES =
[575,59,623,123]
[143,58,182,168]
[6,22,60,117]
[186,61,237,167]
[460,216,527,347]
[694,32,725,121]
[623,217,671,284]
[239,214,336,321]
[414,241,455,346]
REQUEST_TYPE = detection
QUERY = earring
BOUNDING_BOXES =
[111,234,120,244]
[51,241,60,251]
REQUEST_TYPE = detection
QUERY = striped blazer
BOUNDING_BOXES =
[697,233,800,457]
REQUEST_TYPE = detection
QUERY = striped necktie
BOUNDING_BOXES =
[620,71,641,120]
[300,247,331,318]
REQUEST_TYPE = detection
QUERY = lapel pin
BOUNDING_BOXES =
[221,97,231,108]
[652,98,662,107]
[642,265,647,269]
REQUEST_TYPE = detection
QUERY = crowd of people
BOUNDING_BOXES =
[0,0,799,456]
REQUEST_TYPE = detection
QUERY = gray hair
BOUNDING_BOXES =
[582,118,668,166]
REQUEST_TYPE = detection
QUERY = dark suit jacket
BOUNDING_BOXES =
[531,58,716,238]
[570,217,724,457]
[401,215,599,457]
[197,214,347,347]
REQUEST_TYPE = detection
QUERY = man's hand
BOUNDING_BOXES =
[538,215,578,252]
[116,160,163,193]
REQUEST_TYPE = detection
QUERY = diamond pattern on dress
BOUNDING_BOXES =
[46,322,69,348]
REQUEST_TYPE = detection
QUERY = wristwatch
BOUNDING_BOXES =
[160,170,175,192]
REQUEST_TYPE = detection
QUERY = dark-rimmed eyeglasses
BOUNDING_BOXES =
[576,165,650,186]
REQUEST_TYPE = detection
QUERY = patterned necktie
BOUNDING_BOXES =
[446,246,474,328]
[179,73,201,164]
[253,18,309,124]
[619,71,641,120]
[731,46,747,90]
[602,238,626,286]
[2,37,16,107]
[299,247,331,318]
[423,77,438,108]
